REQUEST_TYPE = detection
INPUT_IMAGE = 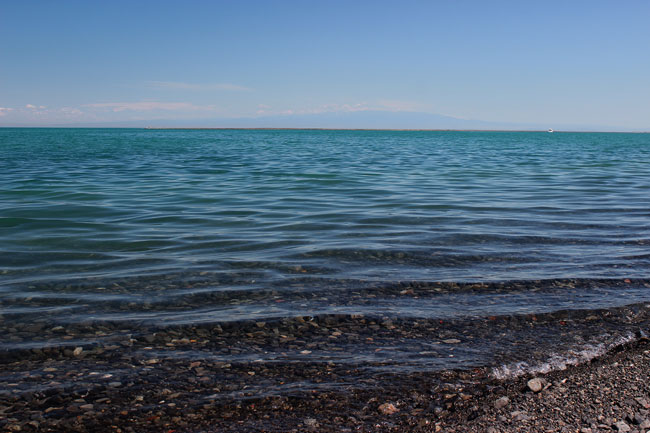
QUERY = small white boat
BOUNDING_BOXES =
[548,128,554,133]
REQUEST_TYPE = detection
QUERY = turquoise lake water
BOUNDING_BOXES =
[2,128,650,371]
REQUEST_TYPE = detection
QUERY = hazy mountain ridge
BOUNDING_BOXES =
[1,110,644,132]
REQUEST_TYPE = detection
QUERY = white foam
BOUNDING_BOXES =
[491,333,635,380]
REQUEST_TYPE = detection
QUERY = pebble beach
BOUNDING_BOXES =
[2,333,650,432]
[2,298,650,432]
[3,0,650,428]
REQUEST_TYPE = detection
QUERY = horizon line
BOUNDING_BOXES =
[1,126,649,133]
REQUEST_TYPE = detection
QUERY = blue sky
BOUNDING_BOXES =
[1,0,649,129]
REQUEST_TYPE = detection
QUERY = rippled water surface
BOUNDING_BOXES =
[1,128,650,367]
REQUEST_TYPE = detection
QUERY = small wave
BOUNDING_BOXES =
[491,333,636,380]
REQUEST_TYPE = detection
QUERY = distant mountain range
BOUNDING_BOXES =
[2,110,645,132]
[196,111,530,130]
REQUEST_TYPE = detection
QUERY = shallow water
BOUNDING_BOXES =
[1,128,650,374]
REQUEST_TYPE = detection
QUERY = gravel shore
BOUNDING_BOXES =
[438,336,650,433]
[3,282,650,432]
[1,331,649,432]
[196,336,650,433]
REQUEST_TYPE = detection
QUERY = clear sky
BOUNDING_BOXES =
[1,0,649,129]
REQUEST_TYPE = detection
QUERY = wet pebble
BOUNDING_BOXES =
[494,396,509,409]
[527,377,544,393]
[378,403,399,415]
[304,418,318,427]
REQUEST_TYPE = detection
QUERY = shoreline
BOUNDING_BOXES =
[2,334,649,432]
[2,301,650,432]
[206,336,650,433]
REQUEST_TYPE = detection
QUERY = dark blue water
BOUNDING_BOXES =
[2,128,650,374]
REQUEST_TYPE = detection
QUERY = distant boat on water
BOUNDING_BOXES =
[548,128,554,133]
